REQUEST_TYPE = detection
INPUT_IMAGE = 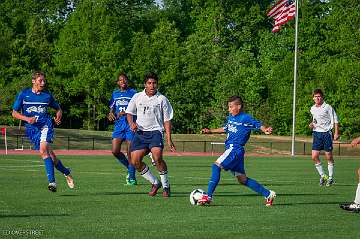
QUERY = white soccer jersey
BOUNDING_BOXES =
[310,102,339,132]
[126,90,173,132]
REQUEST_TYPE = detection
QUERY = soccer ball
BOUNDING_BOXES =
[189,188,205,205]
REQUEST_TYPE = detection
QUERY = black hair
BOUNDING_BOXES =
[312,88,324,97]
[228,95,244,108]
[117,72,128,81]
[144,72,158,84]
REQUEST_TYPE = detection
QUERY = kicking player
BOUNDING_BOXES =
[108,73,137,185]
[126,72,175,197]
[199,96,276,206]
[309,89,340,186]
[340,136,360,212]
[12,71,74,192]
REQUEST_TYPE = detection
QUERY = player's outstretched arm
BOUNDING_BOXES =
[201,128,225,134]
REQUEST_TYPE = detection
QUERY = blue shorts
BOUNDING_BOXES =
[25,121,54,150]
[112,123,134,141]
[129,130,163,152]
[216,146,245,175]
[312,131,333,152]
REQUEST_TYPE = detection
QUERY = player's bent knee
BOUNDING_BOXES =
[236,175,247,185]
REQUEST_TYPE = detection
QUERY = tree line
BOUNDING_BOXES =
[0,0,359,138]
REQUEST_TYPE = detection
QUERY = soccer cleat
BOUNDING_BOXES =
[197,194,212,205]
[162,186,171,198]
[48,182,57,192]
[319,175,328,186]
[326,178,335,187]
[148,182,162,196]
[340,202,360,213]
[265,190,276,207]
[65,174,75,189]
[125,174,137,186]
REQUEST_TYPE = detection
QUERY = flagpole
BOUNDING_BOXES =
[291,0,299,157]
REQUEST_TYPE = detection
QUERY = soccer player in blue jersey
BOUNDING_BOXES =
[108,73,138,185]
[12,71,74,192]
[199,96,276,206]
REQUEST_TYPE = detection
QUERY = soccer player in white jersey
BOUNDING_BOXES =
[12,71,74,192]
[340,136,360,213]
[309,89,340,186]
[126,72,175,197]
[198,96,276,206]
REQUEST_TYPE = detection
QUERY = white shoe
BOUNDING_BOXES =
[265,190,276,207]
[65,174,75,189]
[48,182,57,192]
[340,202,360,212]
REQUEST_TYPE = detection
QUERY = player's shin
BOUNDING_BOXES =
[54,160,70,176]
[355,183,360,204]
[245,177,270,197]
[128,165,136,181]
[43,157,55,183]
[116,153,129,168]
[207,164,221,198]
[159,171,169,188]
[140,164,159,185]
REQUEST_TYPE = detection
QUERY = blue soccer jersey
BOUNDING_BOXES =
[109,88,137,126]
[12,88,60,127]
[223,112,262,149]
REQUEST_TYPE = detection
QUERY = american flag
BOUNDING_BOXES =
[267,0,296,32]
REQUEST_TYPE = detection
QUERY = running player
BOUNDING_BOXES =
[12,71,74,192]
[198,96,276,206]
[108,73,137,185]
[126,72,175,197]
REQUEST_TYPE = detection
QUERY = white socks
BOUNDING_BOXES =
[354,183,360,204]
[315,163,325,176]
[328,163,334,178]
[314,162,334,178]
[140,165,159,185]
[159,171,169,188]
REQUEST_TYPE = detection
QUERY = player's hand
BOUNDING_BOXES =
[351,137,360,146]
[129,122,137,132]
[107,112,116,121]
[333,133,340,141]
[201,128,210,134]
[168,140,176,152]
[309,122,315,129]
[53,116,61,125]
[264,127,273,135]
[117,111,126,118]
[26,117,37,124]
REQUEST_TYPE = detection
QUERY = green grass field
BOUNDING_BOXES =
[0,154,359,239]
